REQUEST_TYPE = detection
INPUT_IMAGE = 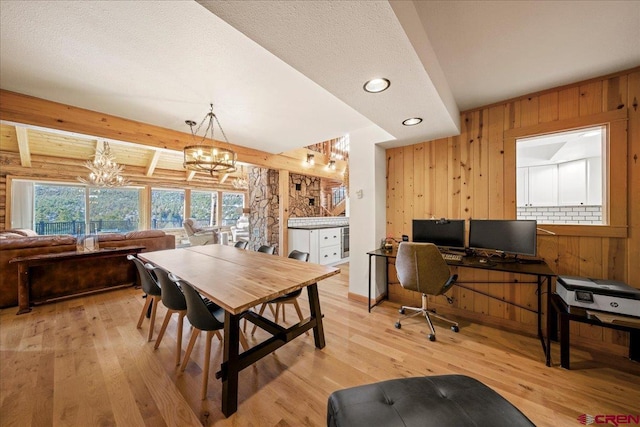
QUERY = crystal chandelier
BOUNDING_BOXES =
[183,104,236,175]
[232,165,249,190]
[78,142,129,187]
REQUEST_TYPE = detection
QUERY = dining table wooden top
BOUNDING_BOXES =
[138,245,341,315]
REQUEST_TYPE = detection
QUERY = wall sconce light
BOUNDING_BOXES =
[305,153,315,166]
[327,160,336,170]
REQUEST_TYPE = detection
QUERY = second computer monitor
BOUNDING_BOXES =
[468,219,537,257]
[412,219,465,250]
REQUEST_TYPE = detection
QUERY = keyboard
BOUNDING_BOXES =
[441,252,463,262]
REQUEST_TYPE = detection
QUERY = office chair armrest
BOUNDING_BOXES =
[442,274,458,293]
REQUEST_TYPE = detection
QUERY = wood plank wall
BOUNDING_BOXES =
[386,67,640,355]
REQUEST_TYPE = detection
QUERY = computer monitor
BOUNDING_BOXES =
[468,219,537,257]
[412,219,465,250]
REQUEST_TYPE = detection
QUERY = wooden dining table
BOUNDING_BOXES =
[137,244,340,417]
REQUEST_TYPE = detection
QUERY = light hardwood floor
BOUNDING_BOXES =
[1,262,639,426]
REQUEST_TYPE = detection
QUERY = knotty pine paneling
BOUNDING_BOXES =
[386,67,640,353]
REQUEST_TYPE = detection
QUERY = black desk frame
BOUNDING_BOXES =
[367,248,556,366]
[549,293,639,369]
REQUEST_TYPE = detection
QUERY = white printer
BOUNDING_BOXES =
[556,276,640,317]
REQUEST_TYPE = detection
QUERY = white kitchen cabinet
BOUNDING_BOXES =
[517,165,557,207]
[558,159,587,205]
[288,227,342,265]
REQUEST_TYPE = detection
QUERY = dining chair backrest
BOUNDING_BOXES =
[128,255,161,296]
[175,278,225,332]
[288,250,310,262]
[257,245,276,255]
[278,250,310,299]
[234,241,248,249]
[151,265,186,311]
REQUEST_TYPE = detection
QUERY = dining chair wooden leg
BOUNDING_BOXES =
[181,328,201,372]
[239,330,249,351]
[202,330,214,400]
[148,295,159,342]
[154,308,173,350]
[251,303,269,335]
[176,311,186,366]
[137,295,152,329]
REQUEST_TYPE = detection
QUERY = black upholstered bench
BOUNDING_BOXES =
[327,375,535,427]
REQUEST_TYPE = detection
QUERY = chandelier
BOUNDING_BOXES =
[232,165,249,190]
[78,142,129,187]
[183,104,236,175]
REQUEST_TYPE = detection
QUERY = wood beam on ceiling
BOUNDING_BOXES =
[0,89,346,180]
[14,125,31,167]
[145,150,161,177]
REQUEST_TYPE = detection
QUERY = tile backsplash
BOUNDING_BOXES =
[288,216,349,227]
[517,205,602,224]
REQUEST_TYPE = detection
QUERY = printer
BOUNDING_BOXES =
[556,276,640,317]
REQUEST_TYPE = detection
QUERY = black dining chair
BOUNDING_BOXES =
[256,245,276,255]
[175,276,249,400]
[128,255,162,342]
[251,250,309,335]
[234,241,248,250]
[148,265,187,365]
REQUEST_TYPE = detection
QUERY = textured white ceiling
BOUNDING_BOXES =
[1,1,638,154]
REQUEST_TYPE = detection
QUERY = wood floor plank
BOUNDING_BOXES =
[1,262,639,426]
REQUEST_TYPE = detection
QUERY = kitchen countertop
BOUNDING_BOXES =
[288,225,348,230]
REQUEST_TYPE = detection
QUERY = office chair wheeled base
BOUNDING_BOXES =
[395,294,459,341]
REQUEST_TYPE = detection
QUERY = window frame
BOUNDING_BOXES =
[504,108,627,238]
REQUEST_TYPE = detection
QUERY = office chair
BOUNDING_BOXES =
[128,255,162,342]
[394,242,459,341]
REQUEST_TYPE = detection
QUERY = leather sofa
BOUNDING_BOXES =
[0,229,175,308]
[327,375,534,427]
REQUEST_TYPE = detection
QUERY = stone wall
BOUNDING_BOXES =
[247,168,323,255]
[288,173,321,217]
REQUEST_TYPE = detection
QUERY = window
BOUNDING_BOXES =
[151,188,184,229]
[221,193,244,226]
[89,188,140,232]
[516,126,605,225]
[34,183,85,234]
[191,191,218,227]
[12,180,141,235]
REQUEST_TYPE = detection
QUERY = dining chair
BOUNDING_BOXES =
[128,255,162,342]
[251,250,309,335]
[175,276,249,400]
[257,245,276,254]
[148,265,187,365]
[394,242,459,341]
[234,240,248,250]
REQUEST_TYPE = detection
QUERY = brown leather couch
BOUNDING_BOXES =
[0,229,175,308]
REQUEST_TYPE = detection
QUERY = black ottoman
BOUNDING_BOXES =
[327,375,534,427]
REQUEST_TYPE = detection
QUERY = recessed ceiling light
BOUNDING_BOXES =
[402,117,423,126]
[363,78,390,93]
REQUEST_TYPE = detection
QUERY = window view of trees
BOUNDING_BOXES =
[151,189,185,229]
[222,193,244,226]
[27,181,246,234]
[89,188,139,232]
[34,184,139,234]
[191,191,217,227]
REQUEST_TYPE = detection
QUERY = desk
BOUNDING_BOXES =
[138,245,340,416]
[549,293,640,369]
[367,248,556,365]
[10,245,144,314]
